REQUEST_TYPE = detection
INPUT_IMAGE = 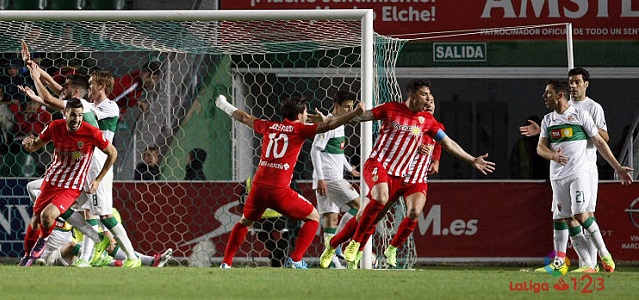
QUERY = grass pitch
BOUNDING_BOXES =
[1,265,638,299]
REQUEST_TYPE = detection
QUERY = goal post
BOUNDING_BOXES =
[0,9,417,269]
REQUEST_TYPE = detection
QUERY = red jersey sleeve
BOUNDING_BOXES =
[88,123,110,150]
[371,101,391,120]
[298,122,318,139]
[38,119,61,143]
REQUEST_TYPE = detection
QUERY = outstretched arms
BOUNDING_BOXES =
[315,102,365,134]
[591,134,633,185]
[215,95,256,129]
[438,135,495,175]
[519,119,540,137]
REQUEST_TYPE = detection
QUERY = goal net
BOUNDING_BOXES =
[0,10,414,269]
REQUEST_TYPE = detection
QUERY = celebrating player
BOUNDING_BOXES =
[323,79,494,269]
[216,94,364,269]
[19,98,117,267]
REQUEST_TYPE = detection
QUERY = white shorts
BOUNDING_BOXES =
[40,229,72,264]
[551,169,592,219]
[316,179,359,215]
[79,151,114,215]
[586,164,598,212]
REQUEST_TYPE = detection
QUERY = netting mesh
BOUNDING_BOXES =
[0,16,413,268]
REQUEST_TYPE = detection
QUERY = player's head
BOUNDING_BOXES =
[141,61,161,89]
[281,96,308,122]
[406,79,432,112]
[544,79,569,110]
[64,98,84,132]
[332,90,356,116]
[425,92,435,115]
[88,70,114,100]
[62,74,89,100]
[568,67,590,101]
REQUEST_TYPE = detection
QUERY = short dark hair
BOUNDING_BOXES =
[65,74,89,99]
[547,79,570,97]
[65,97,83,109]
[407,79,431,94]
[143,61,161,76]
[333,90,356,106]
[568,67,590,82]
[281,96,308,121]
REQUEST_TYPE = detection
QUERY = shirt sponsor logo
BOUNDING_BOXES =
[258,160,290,170]
[550,128,573,139]
[57,150,85,160]
[390,121,422,136]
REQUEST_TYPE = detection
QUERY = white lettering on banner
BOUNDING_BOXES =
[417,204,479,236]
[381,5,435,22]
[0,204,31,234]
[434,45,485,61]
[480,0,637,19]
[621,243,639,249]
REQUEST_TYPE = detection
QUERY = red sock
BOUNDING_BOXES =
[391,218,417,248]
[358,224,377,251]
[290,219,319,262]
[23,224,40,255]
[222,223,249,266]
[40,221,55,239]
[330,218,358,248]
[352,200,384,242]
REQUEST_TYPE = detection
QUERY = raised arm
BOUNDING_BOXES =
[215,95,256,129]
[439,135,495,175]
[22,41,64,95]
[315,102,365,133]
[26,63,65,110]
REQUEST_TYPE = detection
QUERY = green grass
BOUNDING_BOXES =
[2,265,638,299]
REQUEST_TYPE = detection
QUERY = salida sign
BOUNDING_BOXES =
[221,0,639,40]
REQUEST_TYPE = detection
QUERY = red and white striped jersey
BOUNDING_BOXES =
[404,122,444,184]
[369,101,442,177]
[39,119,110,190]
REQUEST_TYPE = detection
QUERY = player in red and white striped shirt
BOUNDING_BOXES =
[341,80,496,267]
[20,98,117,266]
[383,93,444,267]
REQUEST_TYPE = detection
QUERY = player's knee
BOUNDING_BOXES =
[239,217,254,227]
[573,213,588,224]
[306,208,320,222]
[347,199,360,210]
[406,209,421,220]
